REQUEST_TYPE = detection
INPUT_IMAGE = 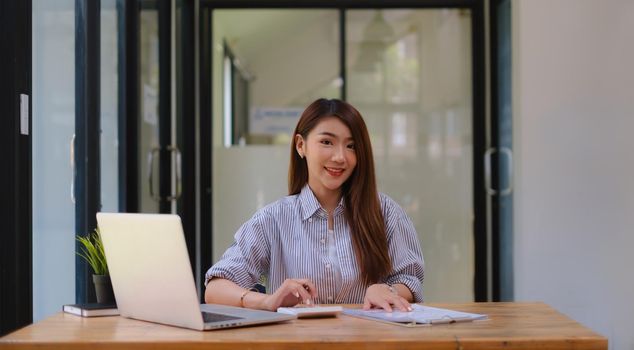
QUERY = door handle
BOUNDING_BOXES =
[148,145,182,202]
[166,145,181,201]
[484,147,513,196]
[484,148,496,196]
[70,134,76,204]
[499,147,513,196]
[148,146,161,202]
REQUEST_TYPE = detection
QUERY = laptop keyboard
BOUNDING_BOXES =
[202,311,244,323]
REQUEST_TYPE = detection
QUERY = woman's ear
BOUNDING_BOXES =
[295,134,305,159]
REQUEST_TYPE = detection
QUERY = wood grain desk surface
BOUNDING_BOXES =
[0,302,607,350]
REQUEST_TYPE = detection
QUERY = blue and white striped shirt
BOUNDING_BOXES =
[205,185,425,304]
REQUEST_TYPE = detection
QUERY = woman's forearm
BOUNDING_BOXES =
[204,278,267,309]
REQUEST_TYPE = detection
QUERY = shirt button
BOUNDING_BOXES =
[327,296,334,302]
[308,218,313,223]
[320,238,325,244]
[325,263,331,269]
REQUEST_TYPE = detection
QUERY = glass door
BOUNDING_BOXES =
[346,9,475,301]
[139,0,179,215]
[203,3,486,302]
[139,2,162,213]
[32,0,122,319]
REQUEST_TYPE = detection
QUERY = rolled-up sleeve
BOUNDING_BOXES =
[204,211,271,289]
[381,195,425,302]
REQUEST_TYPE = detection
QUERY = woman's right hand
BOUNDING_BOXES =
[258,278,317,311]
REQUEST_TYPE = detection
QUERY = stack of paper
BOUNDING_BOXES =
[343,304,487,326]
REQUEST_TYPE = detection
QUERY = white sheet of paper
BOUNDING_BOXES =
[343,304,487,324]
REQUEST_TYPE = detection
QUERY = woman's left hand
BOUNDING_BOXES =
[363,284,412,312]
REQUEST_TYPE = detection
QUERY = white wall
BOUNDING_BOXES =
[513,1,634,349]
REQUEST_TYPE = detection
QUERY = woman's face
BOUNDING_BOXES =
[296,116,357,198]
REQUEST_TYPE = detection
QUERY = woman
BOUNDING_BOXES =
[204,98,424,312]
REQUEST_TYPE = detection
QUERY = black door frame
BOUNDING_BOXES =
[157,0,173,214]
[175,0,199,291]
[199,5,213,299]
[489,0,513,301]
[0,0,33,336]
[74,0,102,304]
[117,0,140,213]
[198,0,490,301]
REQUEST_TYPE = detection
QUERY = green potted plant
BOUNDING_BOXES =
[77,228,114,304]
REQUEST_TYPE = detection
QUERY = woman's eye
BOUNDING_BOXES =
[321,140,332,145]
[347,144,355,149]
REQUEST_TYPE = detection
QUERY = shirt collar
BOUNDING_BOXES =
[298,184,346,220]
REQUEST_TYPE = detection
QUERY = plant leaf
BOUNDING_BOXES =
[76,228,109,275]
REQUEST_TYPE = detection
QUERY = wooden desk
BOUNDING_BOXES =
[0,302,607,350]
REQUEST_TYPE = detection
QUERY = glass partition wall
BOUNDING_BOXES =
[32,0,121,321]
[32,0,76,321]
[211,8,475,302]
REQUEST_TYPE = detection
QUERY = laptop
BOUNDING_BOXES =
[96,212,296,330]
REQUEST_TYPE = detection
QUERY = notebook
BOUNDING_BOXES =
[63,302,119,317]
[96,212,295,330]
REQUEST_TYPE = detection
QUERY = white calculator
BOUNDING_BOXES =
[276,306,343,318]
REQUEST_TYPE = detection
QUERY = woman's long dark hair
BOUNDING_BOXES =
[289,98,391,285]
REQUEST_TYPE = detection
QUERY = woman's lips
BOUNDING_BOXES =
[325,167,344,177]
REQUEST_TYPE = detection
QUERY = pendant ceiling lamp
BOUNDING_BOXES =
[353,10,395,72]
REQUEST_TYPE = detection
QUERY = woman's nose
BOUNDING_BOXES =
[332,146,345,162]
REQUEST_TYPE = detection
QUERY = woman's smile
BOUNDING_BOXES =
[325,167,345,177]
